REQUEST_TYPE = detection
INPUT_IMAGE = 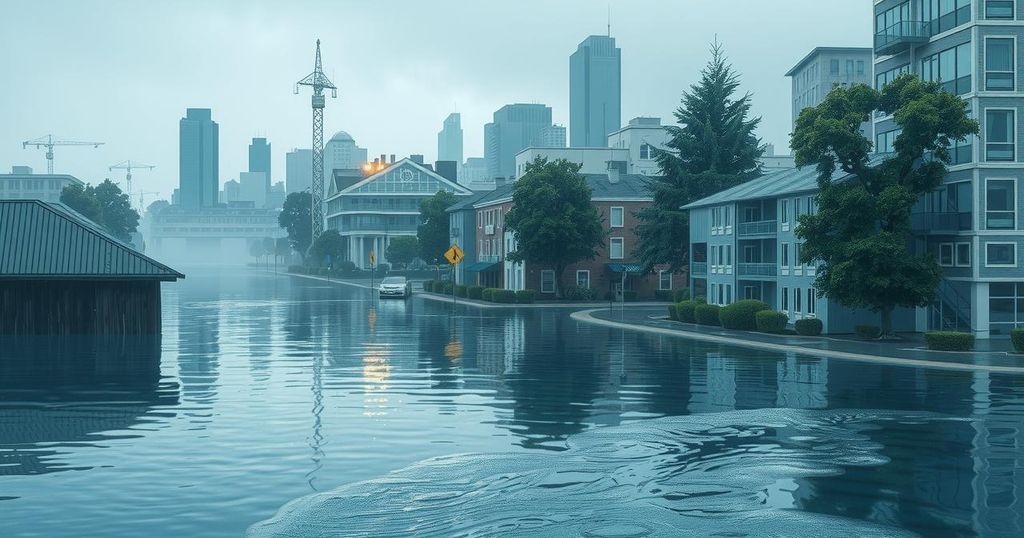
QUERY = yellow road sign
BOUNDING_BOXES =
[369,251,376,266]
[444,244,464,265]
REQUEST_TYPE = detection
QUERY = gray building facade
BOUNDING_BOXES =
[248,137,271,183]
[178,108,219,209]
[785,47,874,130]
[484,104,553,179]
[438,113,463,165]
[570,35,622,148]
[286,148,312,194]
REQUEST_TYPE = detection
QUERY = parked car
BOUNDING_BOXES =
[378,276,411,299]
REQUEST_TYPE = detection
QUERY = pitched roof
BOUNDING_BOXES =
[0,200,185,281]
[335,158,474,197]
[473,173,652,208]
[446,191,491,213]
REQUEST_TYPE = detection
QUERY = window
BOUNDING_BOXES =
[794,243,802,267]
[939,243,955,266]
[986,0,1015,19]
[541,270,556,293]
[846,60,855,75]
[725,284,732,304]
[609,237,624,259]
[876,129,902,154]
[781,287,790,311]
[830,59,839,75]
[876,64,911,90]
[639,143,654,159]
[718,284,725,305]
[659,271,672,290]
[781,243,790,267]
[725,245,732,266]
[989,282,1024,335]
[950,133,975,165]
[956,243,972,266]
[711,283,718,304]
[986,110,1015,161]
[781,199,790,226]
[920,0,972,35]
[610,206,624,228]
[807,196,816,215]
[576,270,590,289]
[857,60,865,75]
[807,289,817,316]
[920,43,972,95]
[875,2,911,36]
[986,179,1016,229]
[986,242,1017,266]
[794,288,803,314]
[985,38,1015,91]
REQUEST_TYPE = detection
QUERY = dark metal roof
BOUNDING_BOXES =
[0,200,185,281]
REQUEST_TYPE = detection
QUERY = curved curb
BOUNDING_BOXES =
[571,309,1024,376]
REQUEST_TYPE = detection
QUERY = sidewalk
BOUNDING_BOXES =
[416,290,670,310]
[575,306,1024,375]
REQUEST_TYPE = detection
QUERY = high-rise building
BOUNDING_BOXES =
[179,108,219,208]
[438,113,463,164]
[538,124,567,148]
[785,47,873,132]
[248,137,271,205]
[286,148,313,194]
[872,1,1024,339]
[484,104,553,179]
[569,35,621,147]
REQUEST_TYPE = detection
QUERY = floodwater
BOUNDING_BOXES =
[1,271,1022,537]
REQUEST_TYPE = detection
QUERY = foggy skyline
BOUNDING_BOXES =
[0,0,872,202]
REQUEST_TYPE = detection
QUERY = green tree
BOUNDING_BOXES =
[310,229,345,267]
[417,190,457,263]
[279,192,312,261]
[386,236,419,269]
[249,239,267,261]
[792,75,978,336]
[61,183,104,225]
[635,42,763,273]
[505,157,605,297]
[60,180,140,242]
[275,237,292,264]
[146,199,171,217]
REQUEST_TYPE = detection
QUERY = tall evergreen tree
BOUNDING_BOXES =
[635,42,763,273]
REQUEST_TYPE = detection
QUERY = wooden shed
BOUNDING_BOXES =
[0,200,184,335]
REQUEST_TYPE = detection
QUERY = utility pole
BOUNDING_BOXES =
[295,40,337,242]
[23,135,104,174]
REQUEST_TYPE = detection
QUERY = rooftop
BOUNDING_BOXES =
[785,46,874,77]
[473,173,652,208]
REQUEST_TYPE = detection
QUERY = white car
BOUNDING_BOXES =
[378,276,412,299]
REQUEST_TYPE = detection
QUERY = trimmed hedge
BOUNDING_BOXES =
[491,289,517,303]
[467,286,484,300]
[677,300,700,323]
[1011,328,1024,353]
[673,288,691,303]
[794,318,823,336]
[924,331,975,351]
[719,300,771,330]
[481,288,496,302]
[694,304,721,326]
[667,303,680,321]
[516,290,536,304]
[564,286,597,301]
[655,290,675,302]
[422,280,433,292]
[623,290,639,302]
[455,284,468,298]
[855,325,881,340]
[435,280,454,294]
[755,310,789,333]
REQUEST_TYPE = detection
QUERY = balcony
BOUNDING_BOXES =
[911,212,971,233]
[737,263,777,279]
[691,262,707,276]
[737,220,777,237]
[875,21,930,55]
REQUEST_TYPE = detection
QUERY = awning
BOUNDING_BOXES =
[606,263,644,274]
[464,261,501,272]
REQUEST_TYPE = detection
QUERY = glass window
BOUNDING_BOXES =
[920,42,972,95]
[939,243,955,266]
[725,245,732,265]
[986,110,1015,161]
[986,242,1017,266]
[639,143,653,159]
[781,199,790,224]
[609,237,624,259]
[782,287,790,311]
[986,0,1015,19]
[985,38,1015,91]
[576,270,590,289]
[876,64,911,90]
[808,288,817,315]
[610,206,624,228]
[857,60,865,75]
[794,243,802,266]
[830,60,839,74]
[922,0,972,34]
[794,288,803,313]
[659,271,672,290]
[781,243,790,267]
[956,243,971,266]
[541,270,556,293]
[846,60,855,74]
[876,128,902,154]
[986,179,1016,229]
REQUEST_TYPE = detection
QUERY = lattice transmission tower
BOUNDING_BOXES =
[295,39,337,242]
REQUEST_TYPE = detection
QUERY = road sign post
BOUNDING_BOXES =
[369,251,376,294]
[444,244,465,310]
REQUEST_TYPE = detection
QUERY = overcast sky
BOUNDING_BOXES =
[0,0,871,202]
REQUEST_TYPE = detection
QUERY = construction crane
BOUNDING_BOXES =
[295,39,337,242]
[23,134,104,174]
[134,191,160,211]
[109,160,155,201]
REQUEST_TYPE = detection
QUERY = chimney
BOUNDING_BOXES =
[380,154,387,166]
[410,154,425,165]
[390,154,396,164]
[606,160,625,184]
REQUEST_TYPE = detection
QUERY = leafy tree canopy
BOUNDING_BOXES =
[386,236,419,268]
[279,192,312,260]
[60,180,140,242]
[418,190,457,263]
[793,75,978,335]
[310,229,345,267]
[505,157,605,296]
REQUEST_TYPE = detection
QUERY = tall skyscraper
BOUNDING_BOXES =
[569,35,621,147]
[437,113,463,164]
[286,148,313,194]
[179,108,219,208]
[484,104,553,179]
[248,137,271,205]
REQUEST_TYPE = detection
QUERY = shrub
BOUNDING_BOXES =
[481,288,496,302]
[719,300,771,330]
[855,325,881,340]
[338,260,357,273]
[467,286,484,300]
[1011,328,1024,353]
[925,331,975,352]
[516,290,536,304]
[376,263,390,274]
[489,289,516,303]
[673,288,691,302]
[694,304,721,326]
[563,286,596,301]
[794,318,823,336]
[436,280,454,295]
[422,280,433,292]
[755,310,789,333]
[667,303,680,321]
[455,284,468,298]
[677,300,699,323]
[655,290,675,302]
[623,290,639,302]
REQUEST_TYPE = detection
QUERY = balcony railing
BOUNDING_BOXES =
[875,21,930,55]
[737,219,777,237]
[911,212,972,233]
[691,262,707,276]
[737,263,777,278]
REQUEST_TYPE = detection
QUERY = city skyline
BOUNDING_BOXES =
[0,0,872,202]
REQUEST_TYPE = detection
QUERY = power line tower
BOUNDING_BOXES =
[23,135,104,174]
[109,160,155,203]
[295,39,337,242]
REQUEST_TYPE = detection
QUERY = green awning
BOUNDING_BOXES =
[606,263,644,274]
[464,261,501,272]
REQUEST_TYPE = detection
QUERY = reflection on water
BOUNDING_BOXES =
[0,271,1022,537]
